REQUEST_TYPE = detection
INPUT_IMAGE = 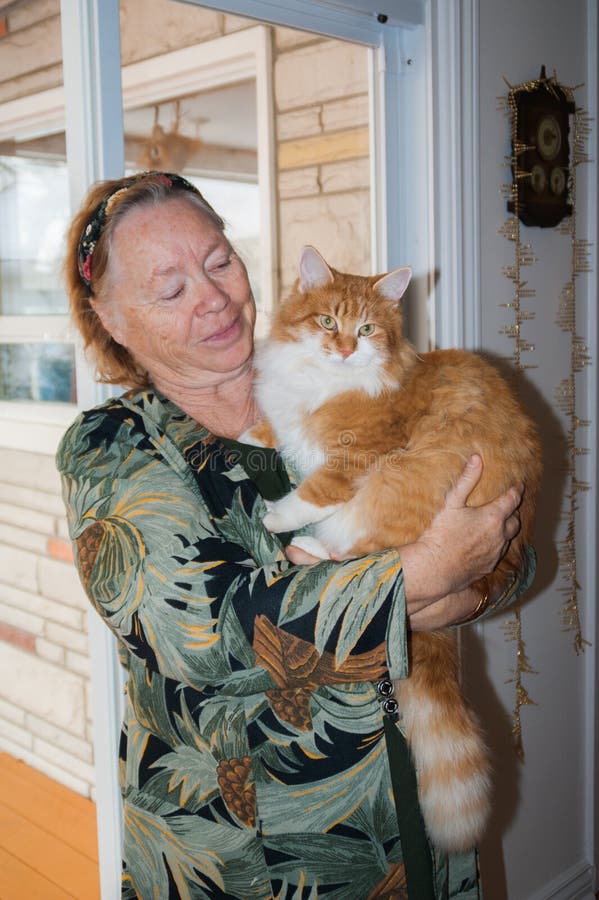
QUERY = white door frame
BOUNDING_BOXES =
[59,1,492,896]
[195,0,481,351]
[60,5,126,897]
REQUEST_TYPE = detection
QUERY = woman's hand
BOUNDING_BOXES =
[286,455,523,629]
[285,544,326,566]
[400,455,522,617]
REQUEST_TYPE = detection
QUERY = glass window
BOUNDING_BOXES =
[0,150,74,406]
[0,155,70,316]
[188,176,260,307]
[123,83,262,311]
[0,342,75,403]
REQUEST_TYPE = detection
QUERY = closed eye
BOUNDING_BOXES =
[208,253,235,274]
[162,284,185,301]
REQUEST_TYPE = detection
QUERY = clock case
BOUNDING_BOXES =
[508,70,576,228]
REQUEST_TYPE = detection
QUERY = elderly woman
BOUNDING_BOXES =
[57,171,534,899]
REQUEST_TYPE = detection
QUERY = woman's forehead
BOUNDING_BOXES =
[116,196,220,239]
[112,198,228,266]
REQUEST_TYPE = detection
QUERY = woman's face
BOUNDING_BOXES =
[99,198,256,388]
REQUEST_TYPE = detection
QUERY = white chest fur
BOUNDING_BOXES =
[253,335,393,556]
[254,338,327,477]
[255,335,389,475]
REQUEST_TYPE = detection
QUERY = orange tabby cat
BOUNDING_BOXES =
[246,245,540,852]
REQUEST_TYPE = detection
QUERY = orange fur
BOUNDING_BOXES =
[251,248,541,852]
[249,417,278,449]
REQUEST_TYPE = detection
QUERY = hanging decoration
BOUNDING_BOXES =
[554,90,592,655]
[136,101,204,172]
[498,68,591,759]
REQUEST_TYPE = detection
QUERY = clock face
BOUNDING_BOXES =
[550,166,566,196]
[536,115,562,160]
[531,165,547,194]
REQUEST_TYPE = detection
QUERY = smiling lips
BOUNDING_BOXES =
[203,315,241,344]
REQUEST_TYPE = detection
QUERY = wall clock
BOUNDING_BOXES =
[508,66,576,228]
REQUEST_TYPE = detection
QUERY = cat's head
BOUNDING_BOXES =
[270,246,413,378]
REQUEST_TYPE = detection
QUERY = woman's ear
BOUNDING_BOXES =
[90,298,126,346]
[299,245,334,293]
[373,266,412,303]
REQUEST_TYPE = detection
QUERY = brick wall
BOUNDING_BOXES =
[0,0,62,104]
[0,2,370,798]
[273,27,371,293]
[0,448,95,797]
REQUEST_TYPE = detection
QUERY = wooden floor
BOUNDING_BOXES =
[0,752,100,899]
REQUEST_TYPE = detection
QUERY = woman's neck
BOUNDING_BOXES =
[152,365,259,439]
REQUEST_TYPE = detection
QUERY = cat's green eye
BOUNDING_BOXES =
[359,323,375,336]
[320,315,337,331]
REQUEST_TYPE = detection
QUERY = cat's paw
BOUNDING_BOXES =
[262,493,312,533]
[263,501,293,534]
[263,492,340,533]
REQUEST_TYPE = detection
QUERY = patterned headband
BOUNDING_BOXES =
[77,171,211,290]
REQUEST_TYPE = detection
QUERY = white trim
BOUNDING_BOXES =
[0,316,73,342]
[254,26,278,331]
[60,4,125,900]
[190,0,424,40]
[122,29,258,107]
[0,87,64,141]
[86,608,127,900]
[458,0,480,351]
[428,0,480,351]
[525,860,595,900]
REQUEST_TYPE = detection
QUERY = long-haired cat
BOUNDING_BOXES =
[245,246,541,853]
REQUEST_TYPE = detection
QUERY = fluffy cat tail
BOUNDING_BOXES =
[394,631,492,853]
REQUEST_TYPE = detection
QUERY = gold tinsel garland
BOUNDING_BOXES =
[498,71,591,759]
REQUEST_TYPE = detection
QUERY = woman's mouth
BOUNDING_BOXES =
[204,316,241,343]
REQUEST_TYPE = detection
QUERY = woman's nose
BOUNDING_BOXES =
[191,278,228,316]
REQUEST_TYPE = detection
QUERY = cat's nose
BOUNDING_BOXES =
[339,348,354,359]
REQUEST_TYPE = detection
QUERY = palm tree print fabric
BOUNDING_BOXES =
[56,388,535,899]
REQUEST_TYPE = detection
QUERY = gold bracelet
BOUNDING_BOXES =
[460,578,490,624]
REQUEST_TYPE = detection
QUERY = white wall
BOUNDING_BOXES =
[463,1,597,897]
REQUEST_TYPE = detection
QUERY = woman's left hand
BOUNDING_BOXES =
[285,544,325,566]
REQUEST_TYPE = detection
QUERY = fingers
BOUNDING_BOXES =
[492,484,523,518]
[504,507,522,541]
[446,455,483,508]
[285,545,326,565]
[487,485,523,546]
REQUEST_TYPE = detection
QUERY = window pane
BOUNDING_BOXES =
[123,84,262,308]
[188,176,260,307]
[0,343,75,403]
[0,155,70,315]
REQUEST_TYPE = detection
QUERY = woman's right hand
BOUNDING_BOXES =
[399,454,522,618]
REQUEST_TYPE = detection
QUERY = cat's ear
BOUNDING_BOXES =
[373,267,412,302]
[299,245,334,293]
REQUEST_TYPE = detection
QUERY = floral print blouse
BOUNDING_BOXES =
[56,388,535,899]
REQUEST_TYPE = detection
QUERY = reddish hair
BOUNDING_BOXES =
[64,172,224,389]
